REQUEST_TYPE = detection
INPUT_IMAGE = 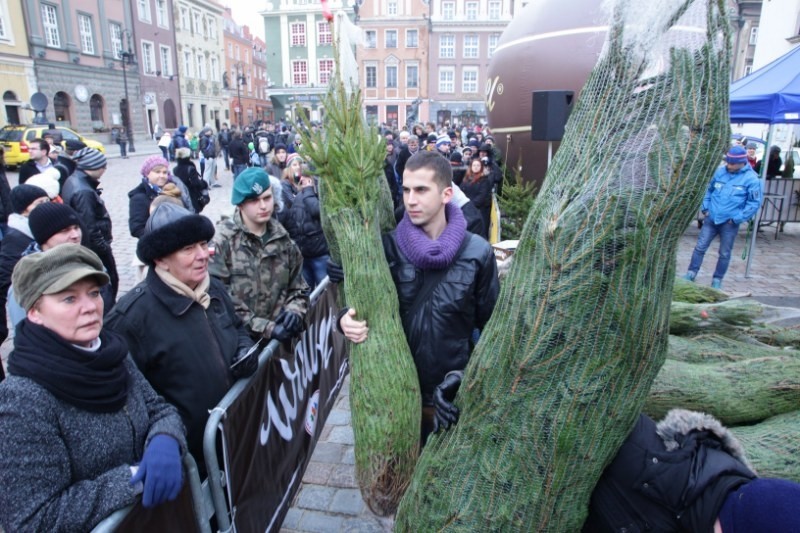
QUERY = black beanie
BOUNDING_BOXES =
[11,184,48,214]
[28,202,81,245]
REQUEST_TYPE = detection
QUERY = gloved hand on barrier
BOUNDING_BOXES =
[131,434,183,507]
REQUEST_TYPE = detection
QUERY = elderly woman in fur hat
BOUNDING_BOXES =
[0,244,186,531]
[106,204,257,475]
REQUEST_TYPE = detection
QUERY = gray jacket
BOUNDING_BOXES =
[0,357,186,532]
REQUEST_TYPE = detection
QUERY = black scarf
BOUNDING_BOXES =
[8,320,131,413]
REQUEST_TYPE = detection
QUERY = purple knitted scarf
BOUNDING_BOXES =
[396,202,467,270]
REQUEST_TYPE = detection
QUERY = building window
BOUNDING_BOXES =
[406,64,418,88]
[365,30,377,48]
[227,42,233,58]
[488,33,500,58]
[365,65,377,88]
[196,52,206,79]
[292,60,308,85]
[489,1,501,19]
[137,0,151,23]
[53,91,70,122]
[465,1,478,20]
[180,7,189,30]
[183,50,193,77]
[89,94,104,121]
[291,22,306,46]
[406,29,418,48]
[156,0,168,28]
[387,0,397,15]
[464,34,479,58]
[141,41,156,74]
[319,58,334,85]
[386,105,398,124]
[439,34,455,58]
[210,56,218,81]
[109,23,122,59]
[744,64,753,76]
[41,4,61,48]
[208,18,217,40]
[442,1,455,20]
[78,15,94,54]
[366,105,378,125]
[193,11,202,34]
[235,45,240,61]
[386,29,397,48]
[318,21,332,45]
[463,67,478,93]
[386,65,398,88]
[749,26,758,46]
[439,67,454,93]
[0,3,9,41]
[159,45,172,76]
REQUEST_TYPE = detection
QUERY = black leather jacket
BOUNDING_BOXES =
[383,230,499,403]
[61,171,113,256]
[280,185,329,259]
[106,272,253,467]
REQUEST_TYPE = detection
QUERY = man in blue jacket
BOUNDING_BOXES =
[683,145,762,289]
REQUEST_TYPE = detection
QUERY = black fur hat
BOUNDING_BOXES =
[137,203,214,265]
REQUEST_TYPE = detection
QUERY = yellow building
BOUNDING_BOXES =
[0,0,36,127]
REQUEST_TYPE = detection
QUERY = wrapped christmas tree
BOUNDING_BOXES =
[296,51,420,515]
[396,0,732,529]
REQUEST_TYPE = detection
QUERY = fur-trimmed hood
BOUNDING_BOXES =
[656,408,754,471]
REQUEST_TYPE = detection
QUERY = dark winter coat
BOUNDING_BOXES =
[0,357,185,532]
[61,171,113,258]
[383,230,498,403]
[384,158,401,209]
[127,181,158,239]
[106,272,253,468]
[0,218,34,343]
[395,146,418,181]
[17,160,50,185]
[460,175,493,237]
[0,166,12,225]
[228,138,249,166]
[585,410,756,533]
[280,184,329,259]
[172,159,210,213]
[172,132,189,150]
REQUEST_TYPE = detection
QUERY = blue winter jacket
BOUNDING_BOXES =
[701,164,762,225]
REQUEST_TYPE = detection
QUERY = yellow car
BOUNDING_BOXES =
[0,125,105,168]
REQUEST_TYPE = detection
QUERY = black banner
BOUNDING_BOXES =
[222,285,349,532]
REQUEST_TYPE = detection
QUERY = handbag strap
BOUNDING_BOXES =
[403,234,471,321]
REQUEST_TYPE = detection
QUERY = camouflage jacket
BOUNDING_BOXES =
[209,211,309,339]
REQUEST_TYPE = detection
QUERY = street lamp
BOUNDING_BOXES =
[120,30,136,153]
[234,62,246,127]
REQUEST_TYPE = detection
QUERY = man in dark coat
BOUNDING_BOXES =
[228,131,250,179]
[18,139,55,185]
[61,148,119,302]
[337,151,499,443]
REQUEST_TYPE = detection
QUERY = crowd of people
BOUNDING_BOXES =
[0,119,798,530]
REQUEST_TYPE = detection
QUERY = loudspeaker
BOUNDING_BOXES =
[531,90,574,141]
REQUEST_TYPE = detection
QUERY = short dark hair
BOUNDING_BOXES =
[404,151,452,191]
[30,138,49,154]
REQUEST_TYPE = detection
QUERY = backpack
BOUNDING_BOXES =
[258,136,270,155]
[189,136,199,151]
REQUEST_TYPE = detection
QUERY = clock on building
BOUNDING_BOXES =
[74,85,89,103]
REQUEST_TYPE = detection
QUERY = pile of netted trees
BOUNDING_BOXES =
[647,278,800,481]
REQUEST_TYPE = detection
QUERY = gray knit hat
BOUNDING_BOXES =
[12,244,109,311]
[73,148,107,170]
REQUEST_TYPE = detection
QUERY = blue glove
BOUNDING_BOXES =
[131,434,183,507]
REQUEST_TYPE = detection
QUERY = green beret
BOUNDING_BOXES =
[232,167,272,205]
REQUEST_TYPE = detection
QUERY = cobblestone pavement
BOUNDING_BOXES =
[4,148,800,531]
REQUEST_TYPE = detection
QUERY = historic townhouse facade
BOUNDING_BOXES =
[427,0,516,128]
[20,0,146,140]
[356,0,429,128]
[262,0,354,122]
[223,9,272,127]
[174,0,224,130]
[131,0,182,136]
[0,0,36,127]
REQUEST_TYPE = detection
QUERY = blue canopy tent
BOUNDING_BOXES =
[729,45,800,276]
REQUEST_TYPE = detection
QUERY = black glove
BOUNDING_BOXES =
[230,343,259,379]
[326,259,344,284]
[271,311,303,342]
[433,370,464,433]
[276,310,304,335]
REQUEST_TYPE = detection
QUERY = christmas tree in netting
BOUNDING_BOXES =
[396,0,732,529]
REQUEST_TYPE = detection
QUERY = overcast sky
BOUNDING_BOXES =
[228,0,267,41]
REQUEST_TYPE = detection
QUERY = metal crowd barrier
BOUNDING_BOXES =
[202,279,330,532]
[92,279,331,532]
[90,453,212,533]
